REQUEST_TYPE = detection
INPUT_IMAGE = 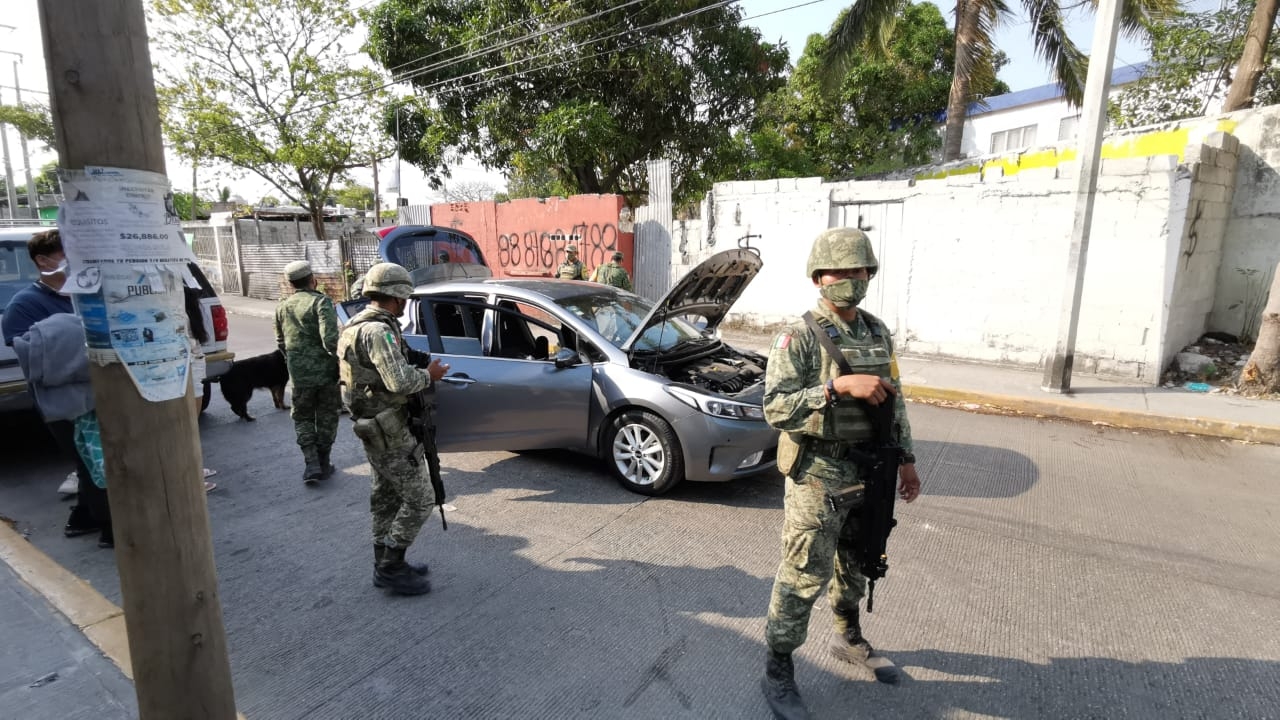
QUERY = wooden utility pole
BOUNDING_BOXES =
[37,2,237,718]
[1042,0,1125,393]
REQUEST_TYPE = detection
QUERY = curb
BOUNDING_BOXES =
[0,522,133,679]
[0,523,248,719]
[903,384,1280,445]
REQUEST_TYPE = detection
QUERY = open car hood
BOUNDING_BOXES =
[621,248,763,353]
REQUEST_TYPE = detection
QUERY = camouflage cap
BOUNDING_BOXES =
[612,250,624,261]
[806,227,878,279]
[363,262,414,299]
[284,260,313,281]
[565,244,579,254]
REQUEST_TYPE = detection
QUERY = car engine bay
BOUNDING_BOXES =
[635,340,767,396]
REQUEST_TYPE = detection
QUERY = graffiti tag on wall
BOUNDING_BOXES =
[496,222,621,273]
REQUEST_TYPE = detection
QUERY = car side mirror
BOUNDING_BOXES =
[553,347,581,369]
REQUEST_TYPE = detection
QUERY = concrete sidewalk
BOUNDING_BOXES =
[222,293,1280,445]
[0,526,136,720]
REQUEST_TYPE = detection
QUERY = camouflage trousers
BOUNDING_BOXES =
[352,408,433,549]
[765,471,868,655]
[291,384,342,451]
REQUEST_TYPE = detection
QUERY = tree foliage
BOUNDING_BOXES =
[726,2,1007,181]
[151,0,392,238]
[0,103,55,148]
[443,180,498,202]
[1112,0,1280,128]
[172,191,211,221]
[823,0,1177,161]
[365,0,788,206]
[335,183,376,209]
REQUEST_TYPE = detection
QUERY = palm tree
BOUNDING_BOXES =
[823,0,1179,161]
[1223,0,1278,111]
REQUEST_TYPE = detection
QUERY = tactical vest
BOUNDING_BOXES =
[776,310,896,479]
[556,260,584,280]
[596,264,627,288]
[338,309,408,419]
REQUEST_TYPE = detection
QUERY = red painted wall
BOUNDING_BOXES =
[431,195,634,279]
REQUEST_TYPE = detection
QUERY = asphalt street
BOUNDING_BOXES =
[1,312,1278,719]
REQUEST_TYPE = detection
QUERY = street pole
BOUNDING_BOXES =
[12,59,38,219]
[372,152,381,228]
[0,87,16,220]
[1042,0,1126,393]
[36,2,237,718]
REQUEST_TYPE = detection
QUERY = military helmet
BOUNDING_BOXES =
[362,262,414,299]
[565,243,579,254]
[806,227,878,279]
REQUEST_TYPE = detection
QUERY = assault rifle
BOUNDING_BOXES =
[802,311,903,613]
[850,397,902,613]
[406,347,447,530]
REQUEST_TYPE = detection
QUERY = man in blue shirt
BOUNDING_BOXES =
[2,229,112,546]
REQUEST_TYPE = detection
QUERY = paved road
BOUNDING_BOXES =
[2,313,1278,719]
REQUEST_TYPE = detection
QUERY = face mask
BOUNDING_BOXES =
[819,278,868,308]
[40,258,69,277]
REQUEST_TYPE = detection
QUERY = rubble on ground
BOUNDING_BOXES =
[1161,332,1254,394]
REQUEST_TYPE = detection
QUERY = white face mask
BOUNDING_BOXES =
[40,258,69,277]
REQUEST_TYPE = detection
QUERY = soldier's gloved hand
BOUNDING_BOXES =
[406,347,432,368]
[834,374,896,405]
[426,358,450,383]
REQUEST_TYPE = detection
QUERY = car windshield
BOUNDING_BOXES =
[0,242,40,314]
[556,290,704,352]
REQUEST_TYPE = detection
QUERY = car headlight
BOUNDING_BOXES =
[665,386,765,420]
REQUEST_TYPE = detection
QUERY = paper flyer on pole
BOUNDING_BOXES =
[57,166,197,402]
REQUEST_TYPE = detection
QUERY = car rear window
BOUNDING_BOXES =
[0,242,40,313]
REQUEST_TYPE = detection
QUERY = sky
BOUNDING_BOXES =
[1,0,1222,208]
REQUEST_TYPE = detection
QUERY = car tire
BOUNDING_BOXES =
[200,380,212,413]
[604,409,683,496]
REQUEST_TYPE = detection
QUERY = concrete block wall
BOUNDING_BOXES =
[1160,133,1240,372]
[686,138,1234,383]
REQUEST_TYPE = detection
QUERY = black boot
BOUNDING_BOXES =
[302,445,322,483]
[761,651,810,720]
[831,608,901,684]
[318,446,335,479]
[372,544,429,587]
[374,545,431,595]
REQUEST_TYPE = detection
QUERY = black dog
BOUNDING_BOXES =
[218,349,289,421]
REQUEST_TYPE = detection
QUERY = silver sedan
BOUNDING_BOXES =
[341,248,778,495]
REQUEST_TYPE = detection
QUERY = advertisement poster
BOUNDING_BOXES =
[57,167,196,402]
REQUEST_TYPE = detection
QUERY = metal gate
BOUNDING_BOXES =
[830,202,905,335]
[632,159,674,301]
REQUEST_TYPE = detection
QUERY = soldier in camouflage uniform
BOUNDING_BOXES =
[555,243,589,280]
[760,228,923,720]
[590,250,633,291]
[337,263,449,596]
[275,260,342,483]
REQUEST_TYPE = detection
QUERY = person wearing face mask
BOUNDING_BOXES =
[2,229,113,544]
[758,227,922,720]
[337,263,449,596]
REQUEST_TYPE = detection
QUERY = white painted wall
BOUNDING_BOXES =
[678,142,1244,384]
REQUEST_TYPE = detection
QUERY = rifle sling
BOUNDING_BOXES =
[802,311,854,377]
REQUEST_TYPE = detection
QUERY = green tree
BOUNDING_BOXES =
[823,0,1176,161]
[1113,0,1280,127]
[0,103,55,148]
[1224,0,1279,110]
[152,0,392,239]
[172,192,211,221]
[365,0,788,206]
[728,2,1008,181]
[335,183,376,209]
[36,161,60,196]
[259,195,281,207]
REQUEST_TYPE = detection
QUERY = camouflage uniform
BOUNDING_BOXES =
[762,301,914,654]
[591,260,632,291]
[338,305,435,549]
[556,245,589,280]
[275,284,341,467]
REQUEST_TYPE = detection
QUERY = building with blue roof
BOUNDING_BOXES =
[944,63,1149,159]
